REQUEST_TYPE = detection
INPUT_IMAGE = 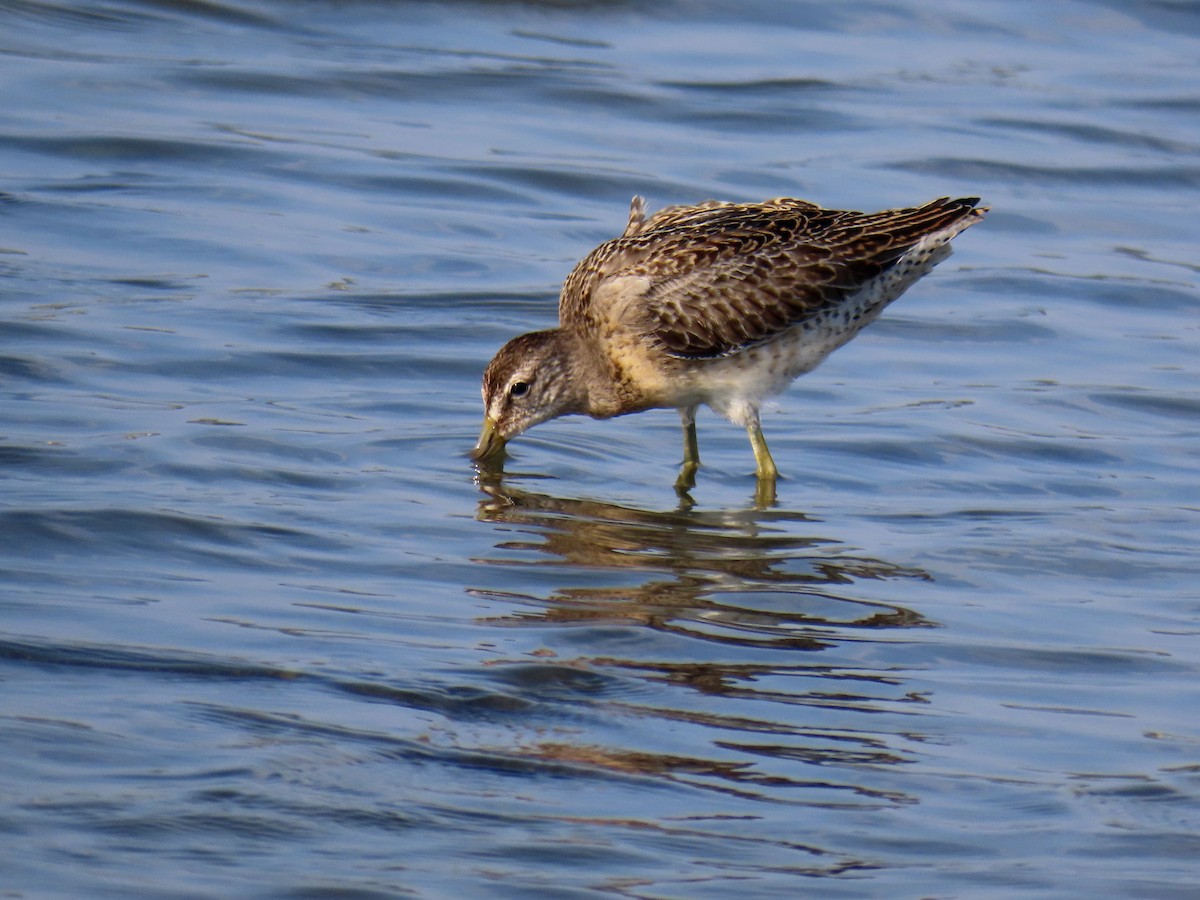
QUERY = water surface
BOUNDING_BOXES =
[2,0,1199,896]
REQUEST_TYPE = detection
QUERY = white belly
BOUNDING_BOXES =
[674,234,955,425]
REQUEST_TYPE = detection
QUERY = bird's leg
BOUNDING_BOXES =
[746,414,778,506]
[681,406,700,470]
[674,405,700,494]
[746,416,778,480]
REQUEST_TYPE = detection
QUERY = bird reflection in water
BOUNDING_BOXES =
[472,469,932,648]
[468,470,940,812]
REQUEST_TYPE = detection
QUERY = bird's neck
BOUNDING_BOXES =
[557,329,624,419]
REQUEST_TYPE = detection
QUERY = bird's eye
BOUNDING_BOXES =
[509,381,530,399]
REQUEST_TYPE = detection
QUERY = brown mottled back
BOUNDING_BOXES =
[561,196,983,359]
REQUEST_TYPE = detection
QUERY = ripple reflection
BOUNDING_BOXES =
[473,476,934,649]
[469,476,939,807]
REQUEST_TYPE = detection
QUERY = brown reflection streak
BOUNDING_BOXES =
[586,659,930,716]
[524,741,914,806]
[595,695,921,768]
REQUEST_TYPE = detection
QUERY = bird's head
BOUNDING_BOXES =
[471,329,584,464]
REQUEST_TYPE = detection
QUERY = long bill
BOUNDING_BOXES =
[470,417,507,465]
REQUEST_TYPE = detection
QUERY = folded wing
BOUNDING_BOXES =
[565,196,983,360]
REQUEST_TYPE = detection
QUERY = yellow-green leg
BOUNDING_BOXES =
[746,419,778,480]
[747,417,778,507]
[674,406,700,494]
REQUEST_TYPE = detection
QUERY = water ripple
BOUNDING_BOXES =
[891,156,1200,189]
[3,0,1199,896]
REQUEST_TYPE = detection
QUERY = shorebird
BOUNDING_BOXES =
[472,194,985,497]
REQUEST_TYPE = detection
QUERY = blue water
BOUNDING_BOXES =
[2,0,1199,896]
